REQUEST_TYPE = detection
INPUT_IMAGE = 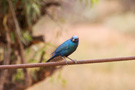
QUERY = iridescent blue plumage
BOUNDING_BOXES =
[47,35,79,64]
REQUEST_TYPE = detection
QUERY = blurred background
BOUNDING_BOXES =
[28,0,135,90]
[0,0,135,90]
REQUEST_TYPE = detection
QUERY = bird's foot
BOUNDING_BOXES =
[67,57,77,64]
[64,60,68,65]
[71,59,77,64]
[61,57,68,65]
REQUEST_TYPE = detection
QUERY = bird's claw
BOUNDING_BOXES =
[67,57,77,64]
[61,57,68,65]
[64,60,68,65]
[72,60,77,64]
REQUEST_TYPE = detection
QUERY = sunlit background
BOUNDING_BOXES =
[27,0,135,90]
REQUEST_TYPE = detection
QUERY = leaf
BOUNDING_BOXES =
[12,69,24,82]
[91,0,98,7]
[79,0,98,7]
[23,31,32,42]
[32,3,41,17]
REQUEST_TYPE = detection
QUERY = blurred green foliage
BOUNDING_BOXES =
[12,69,24,82]
[80,0,98,7]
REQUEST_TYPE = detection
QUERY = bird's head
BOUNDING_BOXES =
[70,35,79,43]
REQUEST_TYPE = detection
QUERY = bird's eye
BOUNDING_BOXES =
[72,38,78,42]
[72,38,75,41]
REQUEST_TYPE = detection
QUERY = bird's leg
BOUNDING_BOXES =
[67,57,77,64]
[61,56,68,65]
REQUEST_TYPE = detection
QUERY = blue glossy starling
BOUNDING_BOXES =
[46,35,79,64]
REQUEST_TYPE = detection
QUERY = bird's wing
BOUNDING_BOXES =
[54,40,70,53]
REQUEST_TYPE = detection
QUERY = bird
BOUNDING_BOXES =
[46,35,79,64]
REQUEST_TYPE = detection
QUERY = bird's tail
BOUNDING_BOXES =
[46,54,56,62]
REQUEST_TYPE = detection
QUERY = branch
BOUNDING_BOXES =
[8,0,23,42]
[0,56,135,70]
[8,0,31,86]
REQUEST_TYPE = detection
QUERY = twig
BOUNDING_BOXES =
[0,56,135,69]
[39,51,45,63]
[8,0,25,63]
[7,0,26,44]
[45,1,61,7]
